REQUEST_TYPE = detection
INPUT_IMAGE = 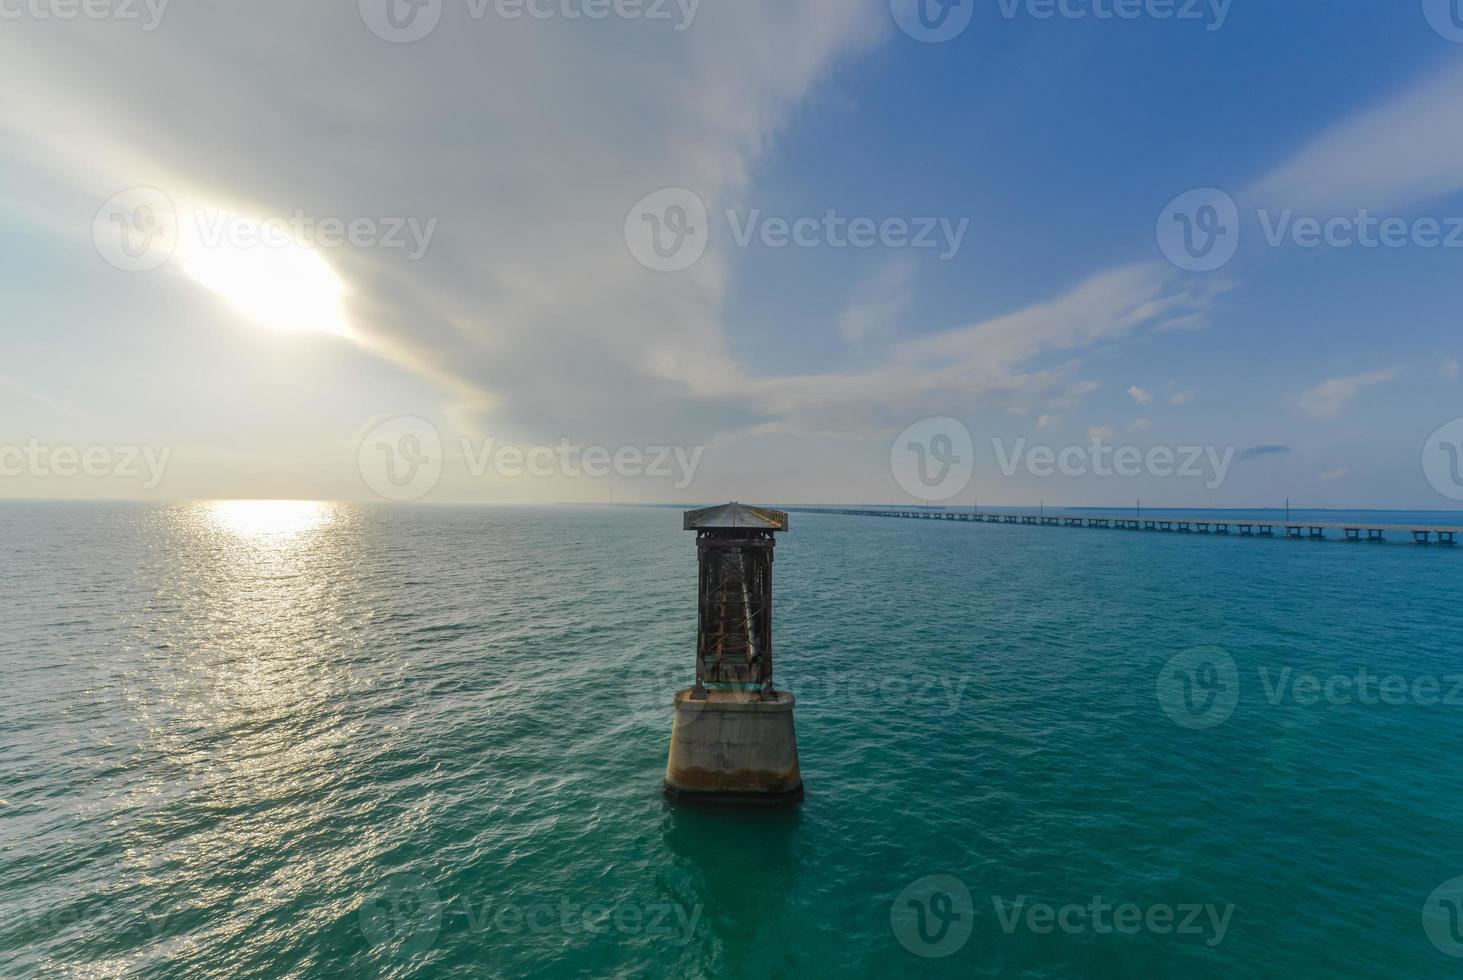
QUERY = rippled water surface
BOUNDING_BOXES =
[3,501,1463,977]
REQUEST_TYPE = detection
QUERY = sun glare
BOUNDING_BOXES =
[179,210,349,337]
[203,500,335,540]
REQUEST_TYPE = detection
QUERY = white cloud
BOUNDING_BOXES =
[1130,418,1151,431]
[0,1,887,450]
[1294,369,1400,420]
[0,3,1280,499]
[1088,425,1114,441]
[1126,384,1153,405]
[893,264,1212,370]
[1248,61,1463,212]
[1155,311,1212,333]
[1320,468,1348,482]
[747,262,1218,436]
[837,258,917,346]
[1051,381,1101,408]
[0,4,1231,458]
[1443,357,1460,381]
[1170,388,1197,406]
[0,372,96,420]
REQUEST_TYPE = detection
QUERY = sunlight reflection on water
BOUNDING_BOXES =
[201,500,337,541]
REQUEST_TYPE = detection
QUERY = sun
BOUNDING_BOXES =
[178,208,349,337]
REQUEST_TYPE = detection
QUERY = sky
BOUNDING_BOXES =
[2,0,1463,508]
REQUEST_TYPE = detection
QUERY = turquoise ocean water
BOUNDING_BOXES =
[3,501,1463,977]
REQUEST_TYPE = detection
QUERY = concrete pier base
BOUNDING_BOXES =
[664,689,802,805]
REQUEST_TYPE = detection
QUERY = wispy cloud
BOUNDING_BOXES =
[1088,425,1114,441]
[836,258,917,347]
[1320,468,1348,482]
[0,372,100,422]
[1170,388,1197,406]
[1248,61,1463,212]
[1294,369,1399,420]
[1444,357,1460,381]
[892,264,1213,370]
[751,262,1218,435]
[1237,445,1291,462]
[1126,384,1153,405]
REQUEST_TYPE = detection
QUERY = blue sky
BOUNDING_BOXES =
[2,1,1462,507]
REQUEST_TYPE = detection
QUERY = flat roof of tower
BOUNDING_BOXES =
[683,502,790,532]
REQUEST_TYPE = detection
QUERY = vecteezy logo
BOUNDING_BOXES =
[891,875,974,958]
[890,0,974,43]
[359,0,443,43]
[1423,0,1463,42]
[1422,418,1463,502]
[93,188,178,273]
[1156,188,1241,273]
[1424,876,1463,957]
[890,417,975,503]
[359,874,443,958]
[1157,647,1240,729]
[358,416,444,502]
[624,188,709,272]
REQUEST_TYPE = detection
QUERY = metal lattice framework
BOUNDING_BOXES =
[683,504,788,700]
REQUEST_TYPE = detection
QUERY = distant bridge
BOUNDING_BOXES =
[785,508,1460,545]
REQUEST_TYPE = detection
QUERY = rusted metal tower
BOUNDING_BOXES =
[665,503,802,805]
[684,502,787,700]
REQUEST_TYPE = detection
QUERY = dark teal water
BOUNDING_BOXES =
[3,501,1463,977]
